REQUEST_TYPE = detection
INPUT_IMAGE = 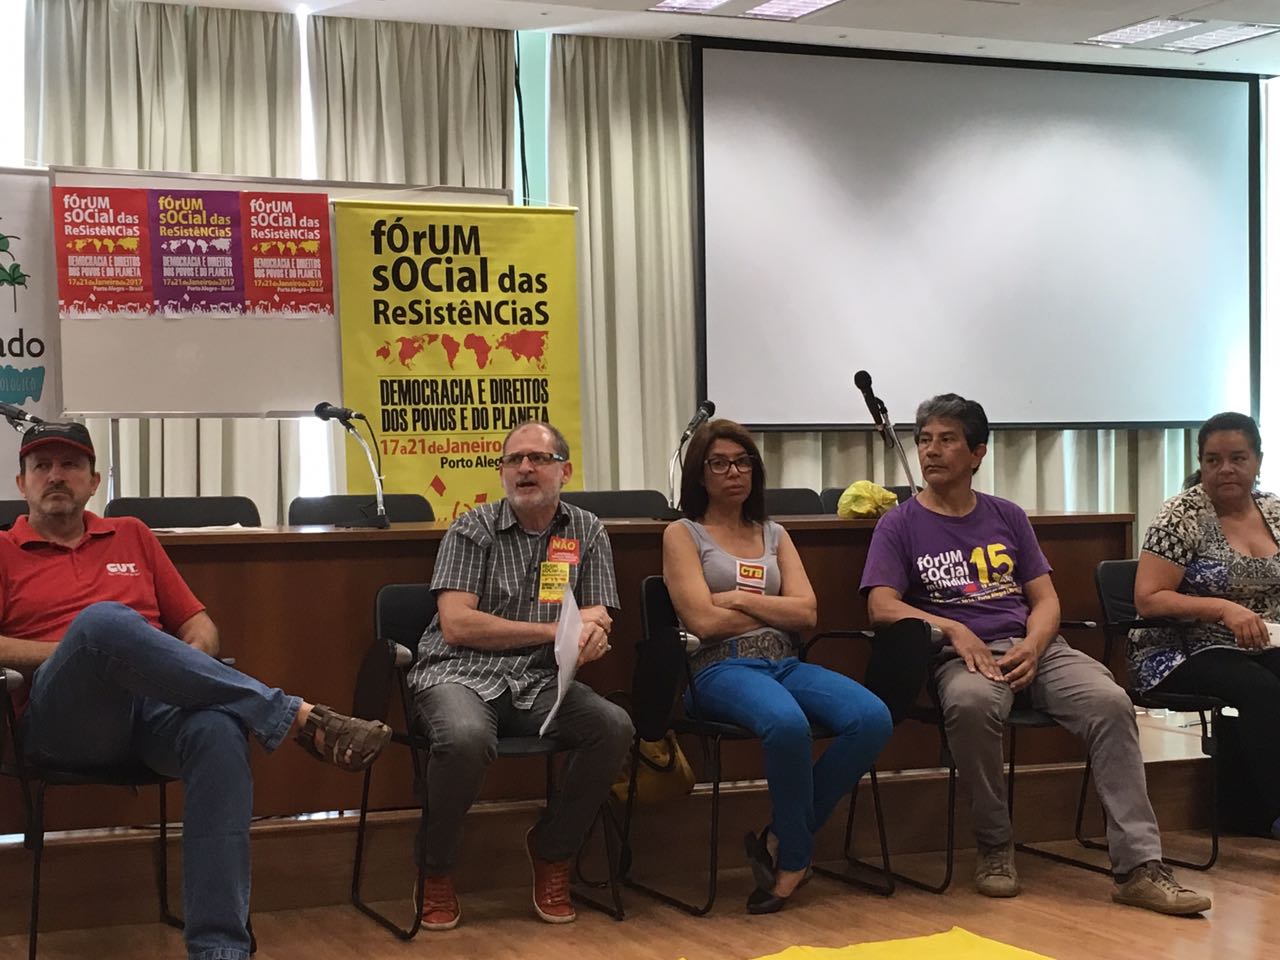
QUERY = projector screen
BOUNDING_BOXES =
[698,43,1255,428]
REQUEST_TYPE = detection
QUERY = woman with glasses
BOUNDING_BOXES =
[662,418,892,913]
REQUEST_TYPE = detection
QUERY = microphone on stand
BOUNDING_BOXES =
[853,371,920,496]
[312,401,388,528]
[669,399,717,508]
[853,371,886,427]
[678,399,716,443]
[0,402,44,428]
[313,402,365,423]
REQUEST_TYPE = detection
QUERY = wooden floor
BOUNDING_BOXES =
[2,834,1275,960]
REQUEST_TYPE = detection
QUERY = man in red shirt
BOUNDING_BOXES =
[0,422,391,960]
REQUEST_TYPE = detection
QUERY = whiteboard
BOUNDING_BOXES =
[52,167,509,417]
[699,46,1254,428]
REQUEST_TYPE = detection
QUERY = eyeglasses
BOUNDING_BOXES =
[499,451,567,468]
[705,455,754,475]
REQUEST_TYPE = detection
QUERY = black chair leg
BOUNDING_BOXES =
[28,781,45,960]
[1013,736,1113,877]
[812,767,894,895]
[568,803,626,920]
[621,735,721,916]
[883,759,957,894]
[350,763,426,939]
[156,783,183,929]
[1160,745,1219,871]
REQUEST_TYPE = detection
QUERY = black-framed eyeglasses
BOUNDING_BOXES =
[499,451,567,468]
[705,455,754,475]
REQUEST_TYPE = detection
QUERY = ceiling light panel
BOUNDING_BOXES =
[1159,23,1280,53]
[648,0,733,12]
[1087,18,1203,46]
[740,0,843,21]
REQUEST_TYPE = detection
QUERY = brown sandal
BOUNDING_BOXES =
[295,704,391,772]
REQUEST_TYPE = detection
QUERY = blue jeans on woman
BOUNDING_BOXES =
[686,655,892,872]
[21,602,302,960]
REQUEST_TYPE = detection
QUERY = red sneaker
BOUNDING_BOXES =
[418,874,460,931]
[525,828,576,924]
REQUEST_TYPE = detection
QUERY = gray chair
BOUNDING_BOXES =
[561,490,676,520]
[104,496,261,528]
[763,487,823,516]
[288,494,434,526]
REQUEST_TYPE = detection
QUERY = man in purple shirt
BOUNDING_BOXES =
[861,394,1209,916]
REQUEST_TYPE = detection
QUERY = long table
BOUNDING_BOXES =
[2,512,1132,832]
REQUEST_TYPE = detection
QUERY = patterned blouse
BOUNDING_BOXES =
[1128,485,1280,692]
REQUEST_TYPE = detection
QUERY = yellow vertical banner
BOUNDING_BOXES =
[333,202,582,520]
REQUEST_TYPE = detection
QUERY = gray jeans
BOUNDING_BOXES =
[934,636,1162,874]
[411,680,633,874]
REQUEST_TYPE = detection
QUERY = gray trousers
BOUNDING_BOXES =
[934,636,1162,874]
[412,680,633,874]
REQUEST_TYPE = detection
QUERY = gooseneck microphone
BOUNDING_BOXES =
[313,402,365,423]
[0,402,43,426]
[669,399,717,508]
[311,401,387,528]
[679,399,716,443]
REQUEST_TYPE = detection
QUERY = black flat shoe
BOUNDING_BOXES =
[744,828,775,892]
[746,884,787,915]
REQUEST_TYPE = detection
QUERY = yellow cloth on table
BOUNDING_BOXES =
[742,927,1055,960]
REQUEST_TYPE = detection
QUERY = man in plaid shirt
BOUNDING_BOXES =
[408,421,633,930]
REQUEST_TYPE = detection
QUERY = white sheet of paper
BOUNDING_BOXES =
[539,585,582,736]
[1266,622,1280,647]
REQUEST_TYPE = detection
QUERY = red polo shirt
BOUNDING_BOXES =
[0,513,206,710]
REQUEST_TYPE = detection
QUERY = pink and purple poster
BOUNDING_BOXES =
[150,189,243,314]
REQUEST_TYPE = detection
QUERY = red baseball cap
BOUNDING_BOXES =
[18,422,95,460]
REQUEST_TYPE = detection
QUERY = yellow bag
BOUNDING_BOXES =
[610,732,695,805]
[837,480,899,519]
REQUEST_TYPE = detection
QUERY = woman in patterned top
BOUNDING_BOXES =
[1131,412,1280,839]
[663,418,891,914]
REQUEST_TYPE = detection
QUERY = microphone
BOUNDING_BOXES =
[679,400,716,443]
[313,402,364,423]
[854,370,885,427]
[0,402,43,426]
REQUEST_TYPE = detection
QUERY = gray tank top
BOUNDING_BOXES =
[676,519,795,664]
[677,518,784,597]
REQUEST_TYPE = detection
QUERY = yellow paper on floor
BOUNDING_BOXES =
[744,927,1055,960]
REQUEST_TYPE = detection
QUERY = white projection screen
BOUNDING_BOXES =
[699,44,1256,428]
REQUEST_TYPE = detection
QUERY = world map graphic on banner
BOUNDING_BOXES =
[374,330,548,371]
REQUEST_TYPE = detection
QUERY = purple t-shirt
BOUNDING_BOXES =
[859,493,1052,643]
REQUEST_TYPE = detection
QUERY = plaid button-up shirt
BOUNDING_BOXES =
[408,498,619,707]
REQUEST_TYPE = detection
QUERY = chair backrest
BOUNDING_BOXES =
[352,583,437,722]
[0,499,28,528]
[104,495,261,528]
[1095,559,1139,626]
[634,576,687,741]
[819,487,844,514]
[764,487,823,516]
[887,485,916,505]
[561,489,676,520]
[288,493,435,525]
[863,618,940,725]
[1094,558,1139,666]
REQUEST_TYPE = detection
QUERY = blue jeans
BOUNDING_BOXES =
[686,656,892,871]
[21,602,302,960]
